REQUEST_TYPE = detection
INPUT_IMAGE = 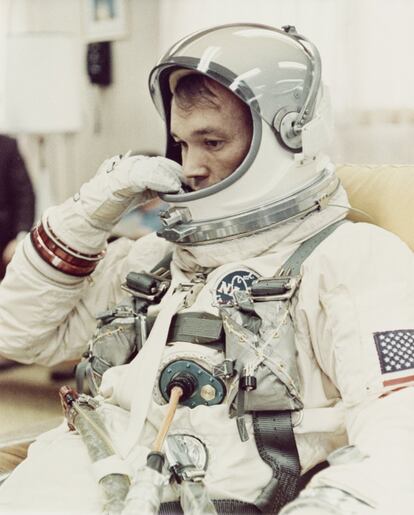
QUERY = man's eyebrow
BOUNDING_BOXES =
[193,127,226,136]
[171,128,227,139]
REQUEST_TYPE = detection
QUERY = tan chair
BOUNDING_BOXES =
[336,164,414,252]
[0,163,413,484]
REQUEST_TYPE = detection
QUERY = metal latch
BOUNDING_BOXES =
[121,271,170,302]
[164,433,208,484]
[249,275,301,301]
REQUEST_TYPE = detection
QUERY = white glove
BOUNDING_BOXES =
[47,154,182,253]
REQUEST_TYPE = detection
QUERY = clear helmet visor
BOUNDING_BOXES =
[148,23,320,202]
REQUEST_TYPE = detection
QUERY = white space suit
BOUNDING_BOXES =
[0,24,413,515]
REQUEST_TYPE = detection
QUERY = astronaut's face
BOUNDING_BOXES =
[170,82,252,191]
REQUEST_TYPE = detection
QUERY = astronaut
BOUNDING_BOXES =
[0,23,413,514]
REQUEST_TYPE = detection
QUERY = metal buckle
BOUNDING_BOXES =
[178,467,206,482]
[121,272,170,302]
[249,275,301,301]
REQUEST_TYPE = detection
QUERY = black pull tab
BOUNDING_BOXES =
[236,387,249,442]
[236,365,258,442]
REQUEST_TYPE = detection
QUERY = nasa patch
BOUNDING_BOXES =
[215,268,260,305]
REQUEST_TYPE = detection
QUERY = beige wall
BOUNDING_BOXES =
[2,0,164,209]
[74,0,165,193]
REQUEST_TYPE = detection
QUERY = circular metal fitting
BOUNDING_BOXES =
[200,384,217,401]
[279,111,302,150]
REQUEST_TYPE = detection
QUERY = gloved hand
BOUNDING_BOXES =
[76,154,182,230]
[46,154,182,254]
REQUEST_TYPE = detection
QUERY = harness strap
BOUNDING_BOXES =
[168,312,224,347]
[253,411,300,513]
[249,220,347,512]
[283,220,346,275]
[160,500,260,514]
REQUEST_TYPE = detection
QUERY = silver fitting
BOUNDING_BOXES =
[160,206,192,228]
[178,467,206,483]
[249,275,301,301]
[164,433,208,484]
[76,393,100,410]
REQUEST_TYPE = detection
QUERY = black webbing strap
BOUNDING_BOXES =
[243,223,347,511]
[283,220,347,276]
[168,312,224,348]
[160,499,260,514]
[252,411,301,513]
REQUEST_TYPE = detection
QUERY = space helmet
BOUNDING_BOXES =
[149,23,339,245]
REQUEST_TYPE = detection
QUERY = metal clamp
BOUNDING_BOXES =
[121,271,170,302]
[164,433,209,484]
[249,275,301,301]
[76,393,100,410]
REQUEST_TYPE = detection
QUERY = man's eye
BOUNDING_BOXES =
[204,140,224,150]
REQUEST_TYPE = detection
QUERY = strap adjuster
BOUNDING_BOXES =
[249,275,301,301]
[121,271,170,302]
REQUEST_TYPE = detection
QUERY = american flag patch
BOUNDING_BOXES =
[374,330,414,388]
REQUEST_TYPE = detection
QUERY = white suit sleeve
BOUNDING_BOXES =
[0,232,171,366]
[294,222,414,512]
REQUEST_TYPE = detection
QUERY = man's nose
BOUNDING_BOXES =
[182,148,209,180]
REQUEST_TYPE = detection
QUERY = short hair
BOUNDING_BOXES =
[173,73,222,111]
